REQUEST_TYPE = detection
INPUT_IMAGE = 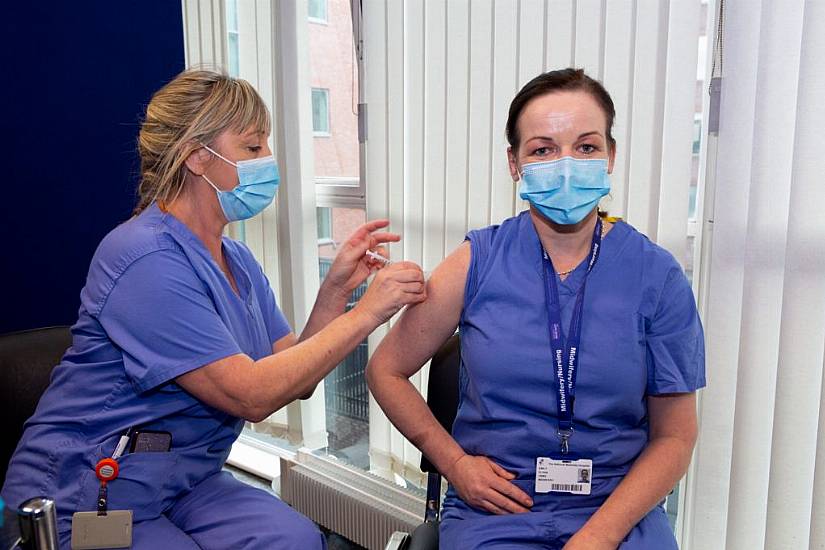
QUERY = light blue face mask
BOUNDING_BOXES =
[518,156,611,225]
[200,143,280,222]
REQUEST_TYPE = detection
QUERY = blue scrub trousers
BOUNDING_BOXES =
[58,472,326,550]
[440,505,676,549]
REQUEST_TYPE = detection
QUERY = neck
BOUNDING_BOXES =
[531,207,599,270]
[164,180,227,261]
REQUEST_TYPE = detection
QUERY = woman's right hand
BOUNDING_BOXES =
[356,261,427,325]
[444,454,534,514]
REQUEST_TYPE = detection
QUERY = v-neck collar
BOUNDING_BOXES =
[150,203,252,302]
[524,212,630,294]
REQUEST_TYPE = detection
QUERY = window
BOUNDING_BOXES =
[316,207,332,243]
[311,88,330,135]
[308,0,328,23]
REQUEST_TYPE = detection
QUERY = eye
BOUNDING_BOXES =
[578,143,598,155]
[247,145,262,153]
[532,146,555,157]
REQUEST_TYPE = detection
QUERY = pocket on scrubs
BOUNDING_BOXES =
[100,452,180,521]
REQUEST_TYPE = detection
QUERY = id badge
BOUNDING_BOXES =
[71,510,132,549]
[535,456,592,495]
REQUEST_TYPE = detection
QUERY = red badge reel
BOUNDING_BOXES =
[95,458,119,515]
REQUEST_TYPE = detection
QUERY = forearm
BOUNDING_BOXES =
[246,307,376,418]
[368,370,466,476]
[576,436,694,545]
[299,283,351,342]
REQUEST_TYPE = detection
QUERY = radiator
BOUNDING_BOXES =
[280,449,424,550]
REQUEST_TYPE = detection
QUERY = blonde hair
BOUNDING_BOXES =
[135,69,271,215]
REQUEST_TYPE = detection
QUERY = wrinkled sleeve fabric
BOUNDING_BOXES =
[645,267,706,395]
[97,249,242,394]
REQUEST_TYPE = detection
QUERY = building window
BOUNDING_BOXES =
[312,88,330,136]
[308,0,328,23]
[316,207,332,243]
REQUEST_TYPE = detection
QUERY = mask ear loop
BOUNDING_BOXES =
[198,142,238,167]
[197,142,237,193]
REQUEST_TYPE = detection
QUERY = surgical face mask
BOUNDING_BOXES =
[518,156,610,225]
[200,143,280,222]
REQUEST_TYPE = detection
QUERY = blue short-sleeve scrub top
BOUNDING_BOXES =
[1,203,291,531]
[443,211,706,519]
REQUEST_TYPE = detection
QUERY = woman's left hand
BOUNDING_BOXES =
[321,219,400,298]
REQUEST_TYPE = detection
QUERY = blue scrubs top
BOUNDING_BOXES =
[1,203,291,532]
[444,211,705,519]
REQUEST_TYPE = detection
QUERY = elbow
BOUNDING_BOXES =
[299,384,317,400]
[365,357,381,393]
[243,406,270,424]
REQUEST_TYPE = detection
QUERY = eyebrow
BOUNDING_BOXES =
[525,131,604,144]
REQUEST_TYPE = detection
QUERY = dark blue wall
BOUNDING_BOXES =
[1,3,185,333]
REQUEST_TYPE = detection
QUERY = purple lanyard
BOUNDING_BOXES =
[541,218,602,454]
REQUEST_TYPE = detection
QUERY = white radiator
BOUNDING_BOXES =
[280,449,424,550]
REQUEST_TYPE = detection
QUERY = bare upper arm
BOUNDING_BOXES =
[175,352,263,420]
[368,241,470,380]
[174,330,300,420]
[647,392,698,445]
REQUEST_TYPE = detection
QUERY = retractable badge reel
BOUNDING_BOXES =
[70,459,132,549]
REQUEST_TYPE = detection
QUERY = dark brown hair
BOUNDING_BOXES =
[506,68,616,152]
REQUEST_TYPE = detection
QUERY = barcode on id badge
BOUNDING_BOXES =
[551,483,583,492]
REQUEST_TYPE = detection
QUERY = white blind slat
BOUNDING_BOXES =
[656,0,701,263]
[466,0,494,230]
[625,0,666,238]
[444,0,471,250]
[802,4,825,546]
[600,0,635,218]
[490,0,519,224]
[518,0,546,88]
[574,0,604,79]
[545,0,575,71]
[423,0,448,271]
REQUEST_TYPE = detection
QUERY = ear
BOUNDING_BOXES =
[507,146,520,182]
[607,142,617,175]
[184,144,213,176]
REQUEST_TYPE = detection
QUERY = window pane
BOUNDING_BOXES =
[308,0,327,22]
[309,2,358,179]
[311,88,329,134]
[318,208,368,468]
[316,207,332,240]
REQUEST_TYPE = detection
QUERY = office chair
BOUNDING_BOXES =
[385,332,460,550]
[0,326,71,483]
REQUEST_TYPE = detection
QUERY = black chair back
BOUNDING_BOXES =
[0,326,71,483]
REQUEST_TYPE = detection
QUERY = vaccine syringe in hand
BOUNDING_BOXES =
[364,250,392,265]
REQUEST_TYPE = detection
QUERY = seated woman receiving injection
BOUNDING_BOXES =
[367,68,705,549]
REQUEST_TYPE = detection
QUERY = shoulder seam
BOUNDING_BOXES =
[92,244,183,317]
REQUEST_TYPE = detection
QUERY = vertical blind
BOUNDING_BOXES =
[686,1,825,549]
[362,0,704,492]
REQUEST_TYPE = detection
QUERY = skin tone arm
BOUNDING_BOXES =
[176,255,426,422]
[270,220,398,400]
[563,393,697,549]
[366,243,534,514]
